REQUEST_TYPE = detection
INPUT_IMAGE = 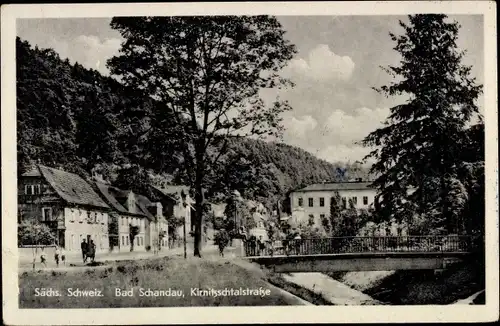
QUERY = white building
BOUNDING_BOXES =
[289,180,377,226]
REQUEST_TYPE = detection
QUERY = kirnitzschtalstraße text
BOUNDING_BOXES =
[190,287,271,297]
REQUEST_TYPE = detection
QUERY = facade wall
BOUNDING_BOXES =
[145,219,169,249]
[173,202,192,233]
[116,214,148,252]
[290,188,377,225]
[63,207,109,252]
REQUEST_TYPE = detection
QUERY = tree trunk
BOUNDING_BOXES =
[32,247,37,271]
[193,142,206,258]
[193,187,204,257]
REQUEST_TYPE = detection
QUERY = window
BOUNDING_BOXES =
[363,196,368,205]
[34,184,41,195]
[69,209,75,222]
[319,197,325,207]
[352,197,358,205]
[342,197,347,208]
[121,217,124,225]
[308,198,314,207]
[122,236,125,246]
[41,207,52,221]
[94,212,98,223]
[298,197,303,207]
[79,209,83,222]
[25,185,32,195]
[320,214,325,219]
[87,211,91,223]
[126,236,129,246]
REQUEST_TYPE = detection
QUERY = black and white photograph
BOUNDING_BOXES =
[1,1,498,324]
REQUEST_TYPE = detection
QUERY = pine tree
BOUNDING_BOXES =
[361,15,482,234]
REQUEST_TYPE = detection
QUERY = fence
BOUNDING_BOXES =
[244,235,482,257]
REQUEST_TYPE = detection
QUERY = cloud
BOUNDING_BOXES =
[281,107,389,164]
[323,107,390,145]
[283,44,355,82]
[71,35,121,74]
[284,115,318,139]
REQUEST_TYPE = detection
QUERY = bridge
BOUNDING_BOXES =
[243,235,482,272]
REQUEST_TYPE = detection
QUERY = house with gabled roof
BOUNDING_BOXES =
[136,194,169,250]
[94,183,147,252]
[18,165,111,252]
[94,182,167,252]
[151,185,194,242]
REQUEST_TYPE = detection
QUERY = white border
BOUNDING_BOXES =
[2,1,498,325]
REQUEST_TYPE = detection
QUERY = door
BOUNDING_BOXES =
[58,230,65,249]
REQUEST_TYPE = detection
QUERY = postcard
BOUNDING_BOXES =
[1,1,498,324]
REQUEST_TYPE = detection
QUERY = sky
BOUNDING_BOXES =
[16,15,484,165]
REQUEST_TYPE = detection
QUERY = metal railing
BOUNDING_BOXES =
[244,235,482,257]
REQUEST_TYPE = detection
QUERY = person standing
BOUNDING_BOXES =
[81,239,87,263]
[54,246,60,267]
[217,229,229,257]
[60,247,66,266]
[87,240,96,263]
[40,248,47,267]
[258,236,266,256]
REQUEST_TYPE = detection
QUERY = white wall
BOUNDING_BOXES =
[290,188,377,223]
[63,207,109,252]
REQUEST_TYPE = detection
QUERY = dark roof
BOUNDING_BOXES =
[294,181,374,192]
[151,185,184,202]
[94,182,153,220]
[37,165,109,209]
[94,182,129,214]
[135,194,156,220]
[155,185,189,197]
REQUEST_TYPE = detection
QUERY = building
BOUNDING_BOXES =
[18,165,111,252]
[151,185,195,242]
[289,180,377,226]
[95,182,161,252]
[137,194,169,249]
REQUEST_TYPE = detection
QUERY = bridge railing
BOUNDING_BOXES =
[243,235,482,257]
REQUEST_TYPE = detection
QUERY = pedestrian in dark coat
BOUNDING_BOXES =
[81,239,88,263]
